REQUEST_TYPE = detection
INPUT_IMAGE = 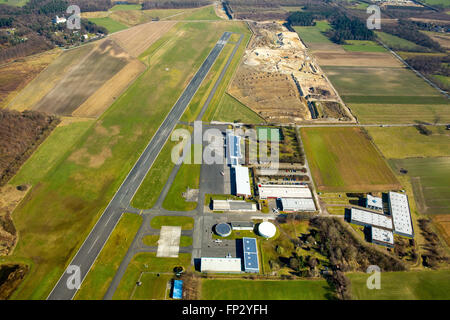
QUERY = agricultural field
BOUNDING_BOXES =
[0,49,61,108]
[366,126,450,159]
[389,157,450,215]
[342,40,387,53]
[0,0,28,6]
[75,213,142,300]
[348,270,450,300]
[322,66,439,97]
[300,127,401,192]
[200,279,334,300]
[376,31,427,51]
[167,5,220,21]
[3,21,243,300]
[421,0,450,8]
[112,252,191,300]
[211,93,265,124]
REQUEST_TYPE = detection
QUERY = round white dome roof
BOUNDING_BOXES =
[258,222,276,238]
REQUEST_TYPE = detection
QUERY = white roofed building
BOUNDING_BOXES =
[200,257,242,273]
[366,194,383,211]
[280,198,316,212]
[371,227,394,247]
[350,208,393,230]
[388,191,414,238]
[258,184,312,199]
[234,166,252,197]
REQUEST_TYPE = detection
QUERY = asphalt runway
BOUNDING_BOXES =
[47,32,232,300]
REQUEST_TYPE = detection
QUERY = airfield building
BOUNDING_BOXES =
[226,131,242,166]
[258,184,312,199]
[234,165,252,197]
[371,227,394,248]
[213,200,256,212]
[388,191,414,238]
[280,198,316,212]
[230,221,254,231]
[200,257,242,273]
[350,208,393,230]
[366,194,383,211]
[243,237,260,273]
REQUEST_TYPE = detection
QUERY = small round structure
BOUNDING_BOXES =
[215,223,232,237]
[258,222,276,238]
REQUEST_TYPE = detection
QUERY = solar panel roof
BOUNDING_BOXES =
[244,253,259,271]
[243,237,257,253]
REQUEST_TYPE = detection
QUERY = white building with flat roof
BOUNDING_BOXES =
[350,208,393,230]
[280,198,316,212]
[234,166,252,197]
[388,191,414,238]
[226,131,242,166]
[258,184,312,199]
[371,227,394,247]
[213,200,256,212]
[200,257,242,273]
[366,194,383,211]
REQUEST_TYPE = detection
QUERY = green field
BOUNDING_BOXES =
[75,213,142,300]
[131,125,191,210]
[11,120,94,186]
[150,216,194,230]
[200,279,334,300]
[167,5,219,21]
[366,126,450,159]
[422,0,450,8]
[323,66,440,97]
[4,21,244,300]
[131,273,171,300]
[342,40,387,52]
[389,157,450,215]
[110,4,142,11]
[87,17,128,33]
[342,95,448,104]
[210,93,265,124]
[300,127,401,192]
[350,103,450,124]
[112,252,191,300]
[143,235,192,247]
[162,163,200,211]
[0,0,28,6]
[376,32,427,51]
[294,25,333,44]
[349,270,450,300]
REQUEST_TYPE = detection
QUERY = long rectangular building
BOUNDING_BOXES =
[258,184,312,199]
[200,257,242,273]
[226,131,242,166]
[350,207,393,230]
[280,198,316,212]
[213,200,256,212]
[243,237,259,273]
[234,165,252,197]
[388,191,414,238]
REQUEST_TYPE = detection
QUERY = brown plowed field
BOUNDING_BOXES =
[314,51,402,67]
[110,21,176,57]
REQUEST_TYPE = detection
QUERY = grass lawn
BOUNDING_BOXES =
[323,66,440,97]
[200,279,334,300]
[211,93,265,124]
[366,126,450,159]
[167,5,219,20]
[87,17,128,33]
[143,235,192,247]
[150,216,194,230]
[131,124,191,210]
[348,270,450,300]
[75,213,142,300]
[349,103,450,124]
[376,31,427,51]
[6,21,241,300]
[112,252,191,300]
[10,120,94,186]
[422,0,450,8]
[342,40,387,52]
[300,127,401,192]
[0,0,28,6]
[162,163,201,211]
[389,157,450,215]
[131,273,171,300]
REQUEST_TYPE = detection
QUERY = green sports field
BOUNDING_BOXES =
[348,270,450,300]
[300,127,401,192]
[389,157,450,215]
[200,279,334,300]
